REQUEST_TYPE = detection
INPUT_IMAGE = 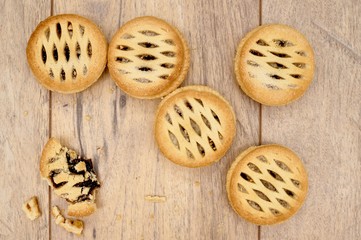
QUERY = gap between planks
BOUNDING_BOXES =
[258,1,262,240]
[48,2,53,240]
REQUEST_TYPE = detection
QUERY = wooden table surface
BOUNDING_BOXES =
[1,0,360,239]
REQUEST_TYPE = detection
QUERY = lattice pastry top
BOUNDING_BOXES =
[108,16,190,99]
[235,24,315,106]
[40,138,100,217]
[155,86,236,167]
[227,145,308,225]
[27,14,107,93]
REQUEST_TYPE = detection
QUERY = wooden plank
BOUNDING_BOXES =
[50,0,260,239]
[0,0,50,239]
[49,1,121,239]
[261,0,361,239]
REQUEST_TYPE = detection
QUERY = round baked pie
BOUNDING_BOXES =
[154,86,236,167]
[27,14,107,93]
[235,24,315,106]
[108,16,190,99]
[226,144,308,225]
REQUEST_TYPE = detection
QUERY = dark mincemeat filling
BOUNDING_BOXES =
[49,169,67,188]
[48,152,100,204]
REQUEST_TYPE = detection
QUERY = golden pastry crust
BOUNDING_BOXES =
[52,206,84,236]
[235,24,315,106]
[67,202,96,217]
[226,144,308,225]
[40,138,100,217]
[27,14,107,93]
[40,138,62,178]
[108,16,190,99]
[22,196,41,220]
[155,85,236,167]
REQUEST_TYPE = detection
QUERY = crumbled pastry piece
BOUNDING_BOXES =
[52,206,66,224]
[40,138,100,217]
[22,196,41,220]
[144,195,167,203]
[52,206,84,236]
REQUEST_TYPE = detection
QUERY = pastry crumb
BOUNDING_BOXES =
[22,196,41,220]
[85,115,92,121]
[23,111,29,117]
[144,195,167,203]
[116,214,122,221]
[108,87,116,93]
[96,146,104,155]
[216,222,224,233]
[52,206,83,236]
[194,181,201,186]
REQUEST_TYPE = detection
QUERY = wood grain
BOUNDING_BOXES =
[50,0,259,239]
[3,0,360,239]
[0,0,50,239]
[261,0,361,239]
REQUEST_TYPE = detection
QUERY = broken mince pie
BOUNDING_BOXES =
[40,138,100,217]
